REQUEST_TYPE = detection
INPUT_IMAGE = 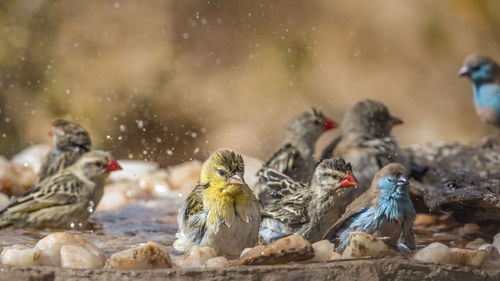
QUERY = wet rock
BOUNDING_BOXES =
[203,256,229,268]
[432,232,460,241]
[1,245,41,266]
[35,232,104,267]
[413,213,436,226]
[458,223,480,237]
[466,238,487,250]
[342,232,399,259]
[405,143,500,222]
[239,235,314,266]
[60,245,104,269]
[0,157,36,197]
[166,160,202,193]
[0,192,10,210]
[183,246,217,268]
[479,244,500,259]
[137,170,172,197]
[330,252,342,260]
[309,240,334,262]
[11,144,51,174]
[96,182,136,211]
[413,242,451,264]
[449,248,487,268]
[105,242,173,270]
[493,232,500,252]
[413,242,487,268]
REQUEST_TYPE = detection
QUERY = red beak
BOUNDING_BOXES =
[340,171,358,187]
[105,157,122,172]
[49,130,54,137]
[323,117,338,131]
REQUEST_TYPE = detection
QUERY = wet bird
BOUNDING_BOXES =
[322,163,416,251]
[458,54,500,143]
[259,157,358,243]
[38,120,92,182]
[174,150,261,256]
[0,151,121,229]
[320,99,406,194]
[255,108,338,203]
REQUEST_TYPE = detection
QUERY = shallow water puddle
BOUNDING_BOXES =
[0,197,181,257]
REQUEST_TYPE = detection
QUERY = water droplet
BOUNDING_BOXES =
[183,33,190,39]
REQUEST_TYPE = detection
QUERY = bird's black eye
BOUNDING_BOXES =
[332,173,338,179]
[472,65,481,71]
[95,161,104,168]
[313,119,321,125]
[217,169,227,177]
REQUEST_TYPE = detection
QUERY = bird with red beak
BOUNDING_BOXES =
[259,157,359,243]
[255,108,339,205]
[0,151,121,228]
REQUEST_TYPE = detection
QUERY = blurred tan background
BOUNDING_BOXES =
[0,0,499,165]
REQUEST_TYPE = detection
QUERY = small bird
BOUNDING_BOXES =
[259,157,358,243]
[320,99,406,195]
[255,108,338,203]
[322,163,416,251]
[458,54,500,142]
[0,150,121,228]
[174,150,261,256]
[38,119,92,182]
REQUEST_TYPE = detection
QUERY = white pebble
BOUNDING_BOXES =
[203,256,229,268]
[458,223,480,236]
[413,242,450,264]
[60,245,104,269]
[183,246,216,267]
[36,232,104,267]
[466,238,487,250]
[309,240,334,261]
[1,245,41,266]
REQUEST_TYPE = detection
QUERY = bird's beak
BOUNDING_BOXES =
[396,175,408,186]
[388,115,404,127]
[228,173,245,185]
[340,171,358,187]
[323,117,339,131]
[458,66,470,77]
[106,157,122,172]
[48,130,54,137]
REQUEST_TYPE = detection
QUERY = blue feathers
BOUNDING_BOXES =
[325,163,416,251]
[459,54,500,127]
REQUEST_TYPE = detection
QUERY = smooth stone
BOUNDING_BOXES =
[466,238,487,250]
[1,245,41,266]
[239,235,314,266]
[448,248,487,268]
[11,144,51,174]
[309,240,335,262]
[458,223,480,236]
[36,232,104,267]
[183,246,217,268]
[432,232,460,241]
[413,214,437,226]
[330,252,343,260]
[166,160,202,193]
[413,242,451,264]
[105,242,173,270]
[203,256,229,268]
[342,232,399,259]
[60,245,105,269]
[493,232,500,252]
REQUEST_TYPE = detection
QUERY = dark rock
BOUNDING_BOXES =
[404,142,500,222]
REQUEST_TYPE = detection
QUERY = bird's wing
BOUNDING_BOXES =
[319,136,343,162]
[262,143,300,175]
[181,183,207,221]
[1,171,85,215]
[256,166,307,207]
[322,186,378,240]
[261,190,310,226]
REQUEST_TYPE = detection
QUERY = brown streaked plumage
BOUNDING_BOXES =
[38,120,91,182]
[0,150,121,229]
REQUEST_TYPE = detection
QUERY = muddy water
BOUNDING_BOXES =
[0,197,181,257]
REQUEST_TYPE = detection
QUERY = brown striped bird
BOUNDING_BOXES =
[0,150,121,229]
[38,119,92,182]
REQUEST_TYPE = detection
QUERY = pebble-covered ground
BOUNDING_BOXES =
[0,145,499,270]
